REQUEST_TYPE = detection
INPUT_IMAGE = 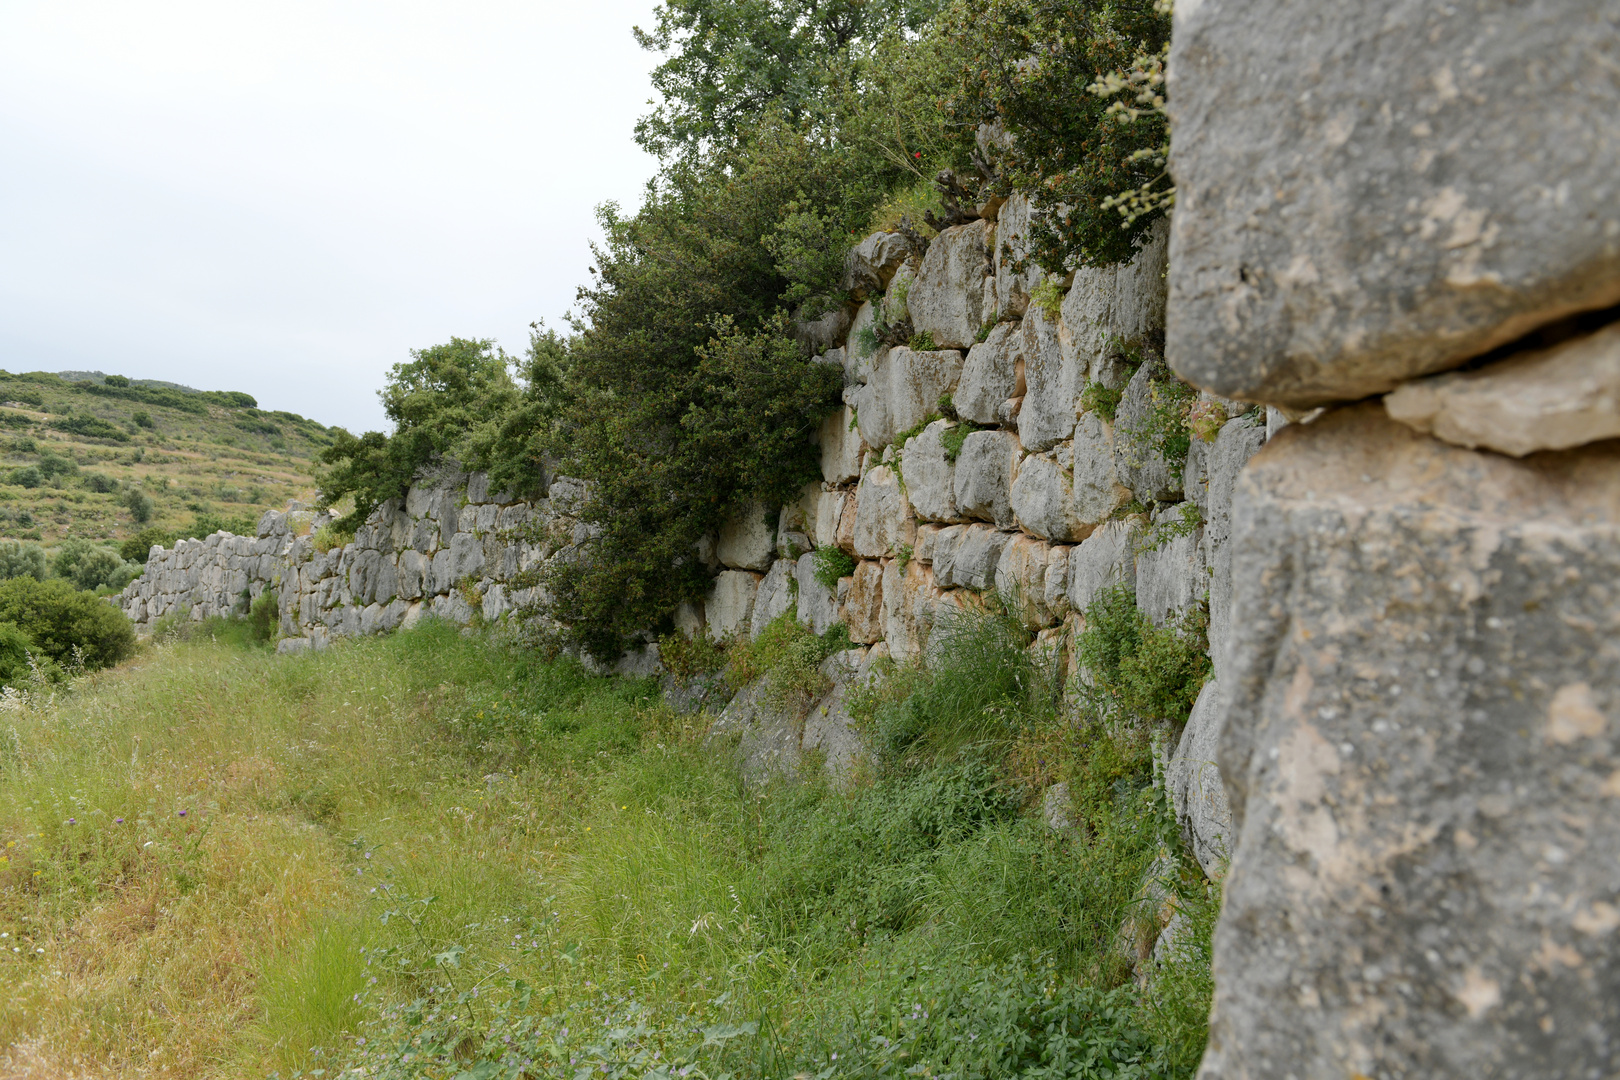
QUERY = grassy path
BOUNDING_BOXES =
[0,620,1212,1079]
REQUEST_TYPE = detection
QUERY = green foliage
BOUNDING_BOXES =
[0,620,49,687]
[8,465,40,489]
[657,628,728,678]
[724,608,849,708]
[1032,276,1067,321]
[812,545,855,591]
[316,338,521,533]
[48,415,130,442]
[1081,381,1125,422]
[1076,582,1209,726]
[187,511,257,538]
[248,588,279,643]
[0,575,135,670]
[939,0,1172,271]
[895,541,913,575]
[0,540,46,582]
[908,329,937,351]
[52,538,139,591]
[311,523,354,554]
[131,409,153,429]
[1140,502,1202,554]
[1118,367,1198,483]
[124,487,155,523]
[120,526,175,563]
[941,420,974,462]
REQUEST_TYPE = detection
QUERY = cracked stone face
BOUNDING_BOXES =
[1205,403,1620,1080]
[1165,0,1620,408]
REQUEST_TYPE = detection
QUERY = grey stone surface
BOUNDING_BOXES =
[813,488,848,551]
[802,648,871,783]
[993,193,1045,320]
[933,523,1009,591]
[1165,0,1620,408]
[845,560,885,644]
[953,429,1020,528]
[847,230,914,296]
[1070,414,1134,526]
[910,218,995,349]
[956,321,1024,425]
[750,558,795,638]
[853,464,914,559]
[1061,217,1169,388]
[717,502,777,571]
[1113,357,1185,503]
[1206,403,1620,1080]
[883,559,942,663]
[1167,679,1231,881]
[994,534,1058,628]
[1009,445,1103,543]
[706,570,761,641]
[706,678,807,784]
[854,346,965,450]
[794,551,841,636]
[1199,415,1267,682]
[819,404,864,484]
[1017,303,1077,452]
[1134,505,1205,626]
[899,420,960,523]
[1068,517,1142,616]
[1384,320,1620,457]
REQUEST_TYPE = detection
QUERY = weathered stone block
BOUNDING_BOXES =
[819,404,864,484]
[953,429,1020,528]
[1198,415,1268,682]
[956,321,1024,425]
[1165,0,1620,408]
[910,218,995,349]
[1205,403,1620,1079]
[1113,357,1186,504]
[899,420,960,523]
[994,534,1057,628]
[847,230,914,296]
[706,570,762,641]
[717,502,776,571]
[853,464,913,559]
[1134,505,1204,626]
[933,523,1009,591]
[749,559,795,639]
[993,193,1045,320]
[794,552,840,636]
[844,560,885,644]
[1017,304,1077,452]
[1060,217,1169,389]
[1167,679,1232,881]
[855,346,965,450]
[1385,320,1620,457]
[883,559,942,663]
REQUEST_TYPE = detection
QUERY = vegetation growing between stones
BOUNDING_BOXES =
[812,545,856,590]
[1076,582,1209,726]
[0,616,1213,1078]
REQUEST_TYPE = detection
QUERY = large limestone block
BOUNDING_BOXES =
[1060,218,1170,390]
[706,570,762,641]
[749,559,795,639]
[717,502,776,571]
[853,465,914,559]
[993,192,1045,320]
[955,321,1025,425]
[899,420,960,523]
[883,559,942,663]
[847,230,914,296]
[1042,545,1071,622]
[1134,505,1204,626]
[1199,415,1268,682]
[819,404,864,484]
[775,484,819,558]
[1384,320,1620,457]
[1069,521,1146,621]
[845,305,880,385]
[910,218,995,349]
[1167,680,1232,881]
[1017,304,1078,452]
[953,429,1020,528]
[1165,1,1620,408]
[1205,403,1620,1080]
[706,678,807,784]
[813,488,848,551]
[1113,357,1185,503]
[1010,441,1117,544]
[845,560,885,644]
[994,534,1057,629]
[794,552,841,636]
[855,346,966,450]
[933,523,1008,591]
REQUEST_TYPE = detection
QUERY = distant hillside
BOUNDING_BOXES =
[0,369,336,546]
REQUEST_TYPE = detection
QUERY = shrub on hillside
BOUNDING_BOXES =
[0,577,135,670]
[52,538,141,591]
[0,620,52,687]
[0,540,47,582]
[120,526,176,564]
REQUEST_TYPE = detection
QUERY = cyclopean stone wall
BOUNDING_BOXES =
[117,2,1620,1070]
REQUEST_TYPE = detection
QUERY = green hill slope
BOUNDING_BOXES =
[0,370,334,546]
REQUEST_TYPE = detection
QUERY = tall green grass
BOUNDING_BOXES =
[0,605,1215,1080]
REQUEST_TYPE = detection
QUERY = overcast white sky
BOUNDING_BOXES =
[0,0,663,432]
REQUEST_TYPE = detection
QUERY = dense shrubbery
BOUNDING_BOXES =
[0,576,135,672]
[314,0,1172,658]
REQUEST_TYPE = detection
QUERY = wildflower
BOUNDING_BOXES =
[67,819,76,825]
[177,810,187,817]
[114,818,124,824]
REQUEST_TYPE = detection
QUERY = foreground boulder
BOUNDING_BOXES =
[1166,0,1620,407]
[1204,403,1620,1079]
